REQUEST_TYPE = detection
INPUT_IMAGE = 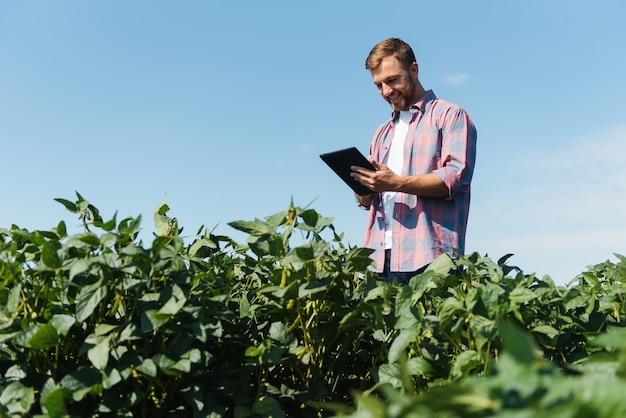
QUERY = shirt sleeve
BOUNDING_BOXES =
[432,107,477,198]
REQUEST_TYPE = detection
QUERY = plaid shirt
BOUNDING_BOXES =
[362,90,477,272]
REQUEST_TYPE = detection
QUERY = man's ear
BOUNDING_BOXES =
[411,62,419,78]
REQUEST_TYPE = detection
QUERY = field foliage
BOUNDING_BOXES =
[1,194,625,417]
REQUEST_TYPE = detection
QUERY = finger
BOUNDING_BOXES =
[350,165,371,174]
[369,159,383,170]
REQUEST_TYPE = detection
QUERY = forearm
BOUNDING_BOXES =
[352,158,451,198]
[353,172,447,210]
[395,172,449,197]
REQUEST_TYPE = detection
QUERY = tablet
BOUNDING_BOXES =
[320,147,376,196]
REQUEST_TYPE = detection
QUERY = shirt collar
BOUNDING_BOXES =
[390,89,436,120]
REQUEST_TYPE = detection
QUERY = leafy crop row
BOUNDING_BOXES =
[1,193,625,417]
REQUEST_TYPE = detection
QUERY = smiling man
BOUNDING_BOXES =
[351,38,477,284]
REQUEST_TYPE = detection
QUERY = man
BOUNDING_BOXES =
[350,38,477,284]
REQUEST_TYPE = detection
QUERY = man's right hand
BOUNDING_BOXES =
[354,192,373,209]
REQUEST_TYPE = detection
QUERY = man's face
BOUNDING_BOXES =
[371,57,419,112]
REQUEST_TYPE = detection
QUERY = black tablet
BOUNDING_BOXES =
[320,147,376,196]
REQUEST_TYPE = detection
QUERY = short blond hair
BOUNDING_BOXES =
[365,38,416,71]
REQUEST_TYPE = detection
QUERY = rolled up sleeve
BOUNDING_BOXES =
[432,107,477,199]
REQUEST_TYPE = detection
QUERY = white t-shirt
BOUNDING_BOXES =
[383,110,412,249]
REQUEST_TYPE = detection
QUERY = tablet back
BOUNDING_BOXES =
[320,147,375,196]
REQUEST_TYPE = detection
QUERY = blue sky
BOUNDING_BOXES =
[1,1,625,285]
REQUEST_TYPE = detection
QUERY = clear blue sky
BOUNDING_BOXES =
[2,1,625,285]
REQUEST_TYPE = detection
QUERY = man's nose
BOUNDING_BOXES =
[381,83,393,97]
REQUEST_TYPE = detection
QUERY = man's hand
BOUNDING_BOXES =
[354,191,373,208]
[350,158,400,193]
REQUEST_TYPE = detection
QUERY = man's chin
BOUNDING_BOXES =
[388,100,409,112]
[391,105,408,112]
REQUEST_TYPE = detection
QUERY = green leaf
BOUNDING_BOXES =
[531,325,559,340]
[154,199,179,236]
[141,309,170,332]
[450,350,481,380]
[480,282,508,319]
[12,324,44,348]
[153,354,192,374]
[2,364,26,382]
[6,284,22,314]
[228,219,273,236]
[42,241,62,269]
[408,271,436,300]
[299,209,319,227]
[469,315,497,352]
[189,237,217,258]
[1,331,20,346]
[245,343,267,358]
[376,363,403,389]
[168,358,191,373]
[94,323,118,336]
[405,356,432,377]
[76,280,108,323]
[119,323,142,342]
[268,281,298,300]
[498,320,540,364]
[157,284,187,316]
[286,241,329,264]
[49,314,76,336]
[248,236,278,257]
[297,278,331,298]
[345,246,375,273]
[426,253,455,275]
[136,358,158,377]
[298,209,334,233]
[437,297,463,329]
[77,233,101,247]
[351,390,386,417]
[102,368,122,390]
[509,287,538,304]
[60,367,101,401]
[54,198,78,213]
[29,323,59,349]
[244,339,284,365]
[265,210,288,230]
[582,271,601,288]
[269,321,290,344]
[42,387,68,417]
[497,253,516,265]
[589,326,626,350]
[88,335,112,370]
[388,328,420,363]
[56,220,67,237]
[68,258,93,281]
[564,294,589,310]
[0,381,36,416]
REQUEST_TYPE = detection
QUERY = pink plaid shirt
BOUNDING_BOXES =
[362,90,477,272]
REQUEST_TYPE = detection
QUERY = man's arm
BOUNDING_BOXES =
[351,158,449,198]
